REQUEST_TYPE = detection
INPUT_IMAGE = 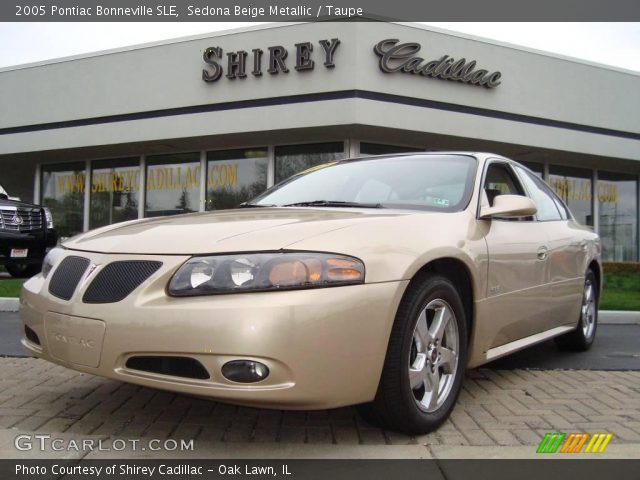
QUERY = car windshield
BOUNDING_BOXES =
[249,154,477,212]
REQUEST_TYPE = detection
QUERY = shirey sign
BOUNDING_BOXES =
[201,39,341,82]
[201,38,503,89]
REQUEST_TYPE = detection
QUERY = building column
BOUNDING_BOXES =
[33,164,41,204]
[138,155,146,219]
[267,145,275,188]
[82,160,91,232]
[592,169,599,234]
[347,138,359,158]
[199,150,206,212]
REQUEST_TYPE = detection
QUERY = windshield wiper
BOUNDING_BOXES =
[282,200,384,209]
[238,203,276,208]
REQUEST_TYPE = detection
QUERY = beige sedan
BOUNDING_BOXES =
[20,153,601,434]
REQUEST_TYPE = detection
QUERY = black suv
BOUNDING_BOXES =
[0,188,57,278]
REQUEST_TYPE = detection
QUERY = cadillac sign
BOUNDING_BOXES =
[200,37,502,89]
[374,39,502,88]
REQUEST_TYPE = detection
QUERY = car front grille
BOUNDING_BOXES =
[83,260,163,304]
[48,256,91,300]
[0,207,43,232]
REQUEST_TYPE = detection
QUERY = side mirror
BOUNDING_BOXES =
[0,193,7,200]
[480,194,537,219]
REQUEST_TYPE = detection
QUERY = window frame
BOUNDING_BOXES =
[476,158,532,222]
[512,162,565,222]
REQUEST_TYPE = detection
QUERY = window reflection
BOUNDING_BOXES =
[598,171,638,262]
[145,153,200,217]
[90,159,140,228]
[360,143,422,156]
[549,166,593,226]
[275,142,345,183]
[206,148,268,210]
[41,163,85,237]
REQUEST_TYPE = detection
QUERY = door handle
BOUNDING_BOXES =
[537,246,548,260]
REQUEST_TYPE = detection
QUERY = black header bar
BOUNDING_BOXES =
[2,0,640,21]
[3,459,640,480]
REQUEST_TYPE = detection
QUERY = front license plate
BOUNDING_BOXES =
[45,313,106,368]
[10,248,28,258]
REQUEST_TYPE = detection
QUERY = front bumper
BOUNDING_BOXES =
[20,250,408,409]
[0,230,47,265]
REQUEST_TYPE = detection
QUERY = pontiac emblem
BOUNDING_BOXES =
[86,263,99,278]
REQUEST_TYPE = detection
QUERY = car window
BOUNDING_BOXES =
[483,162,524,205]
[548,193,569,220]
[514,165,563,221]
[251,155,477,212]
[546,187,570,220]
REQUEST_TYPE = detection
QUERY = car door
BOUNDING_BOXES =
[513,165,585,329]
[480,161,553,349]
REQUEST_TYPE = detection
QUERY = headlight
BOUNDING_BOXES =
[168,252,365,296]
[43,208,54,229]
[42,247,65,279]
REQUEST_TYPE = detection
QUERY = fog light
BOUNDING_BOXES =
[221,360,269,383]
[24,325,40,346]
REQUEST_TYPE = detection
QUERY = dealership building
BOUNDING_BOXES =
[1,22,639,261]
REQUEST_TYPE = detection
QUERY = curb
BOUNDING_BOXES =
[0,298,18,312]
[599,310,640,325]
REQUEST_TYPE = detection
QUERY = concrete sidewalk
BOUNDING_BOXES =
[600,310,640,324]
[0,298,18,312]
[2,426,639,459]
[0,357,638,459]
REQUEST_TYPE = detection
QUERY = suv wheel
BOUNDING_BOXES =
[358,274,467,434]
[5,263,41,278]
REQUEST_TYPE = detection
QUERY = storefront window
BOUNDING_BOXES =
[206,148,268,210]
[275,142,345,183]
[598,172,638,262]
[41,163,85,237]
[359,143,423,156]
[145,153,200,217]
[90,158,140,228]
[549,165,593,226]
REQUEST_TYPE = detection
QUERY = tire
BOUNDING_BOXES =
[5,263,42,278]
[555,269,598,351]
[358,274,468,434]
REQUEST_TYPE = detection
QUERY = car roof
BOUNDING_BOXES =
[340,151,531,167]
[339,151,495,163]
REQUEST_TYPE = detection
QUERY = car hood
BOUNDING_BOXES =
[63,208,413,255]
[0,198,43,209]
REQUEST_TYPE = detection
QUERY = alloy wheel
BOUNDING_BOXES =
[409,299,460,412]
[581,279,596,339]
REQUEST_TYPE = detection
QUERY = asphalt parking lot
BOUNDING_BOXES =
[0,309,639,459]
